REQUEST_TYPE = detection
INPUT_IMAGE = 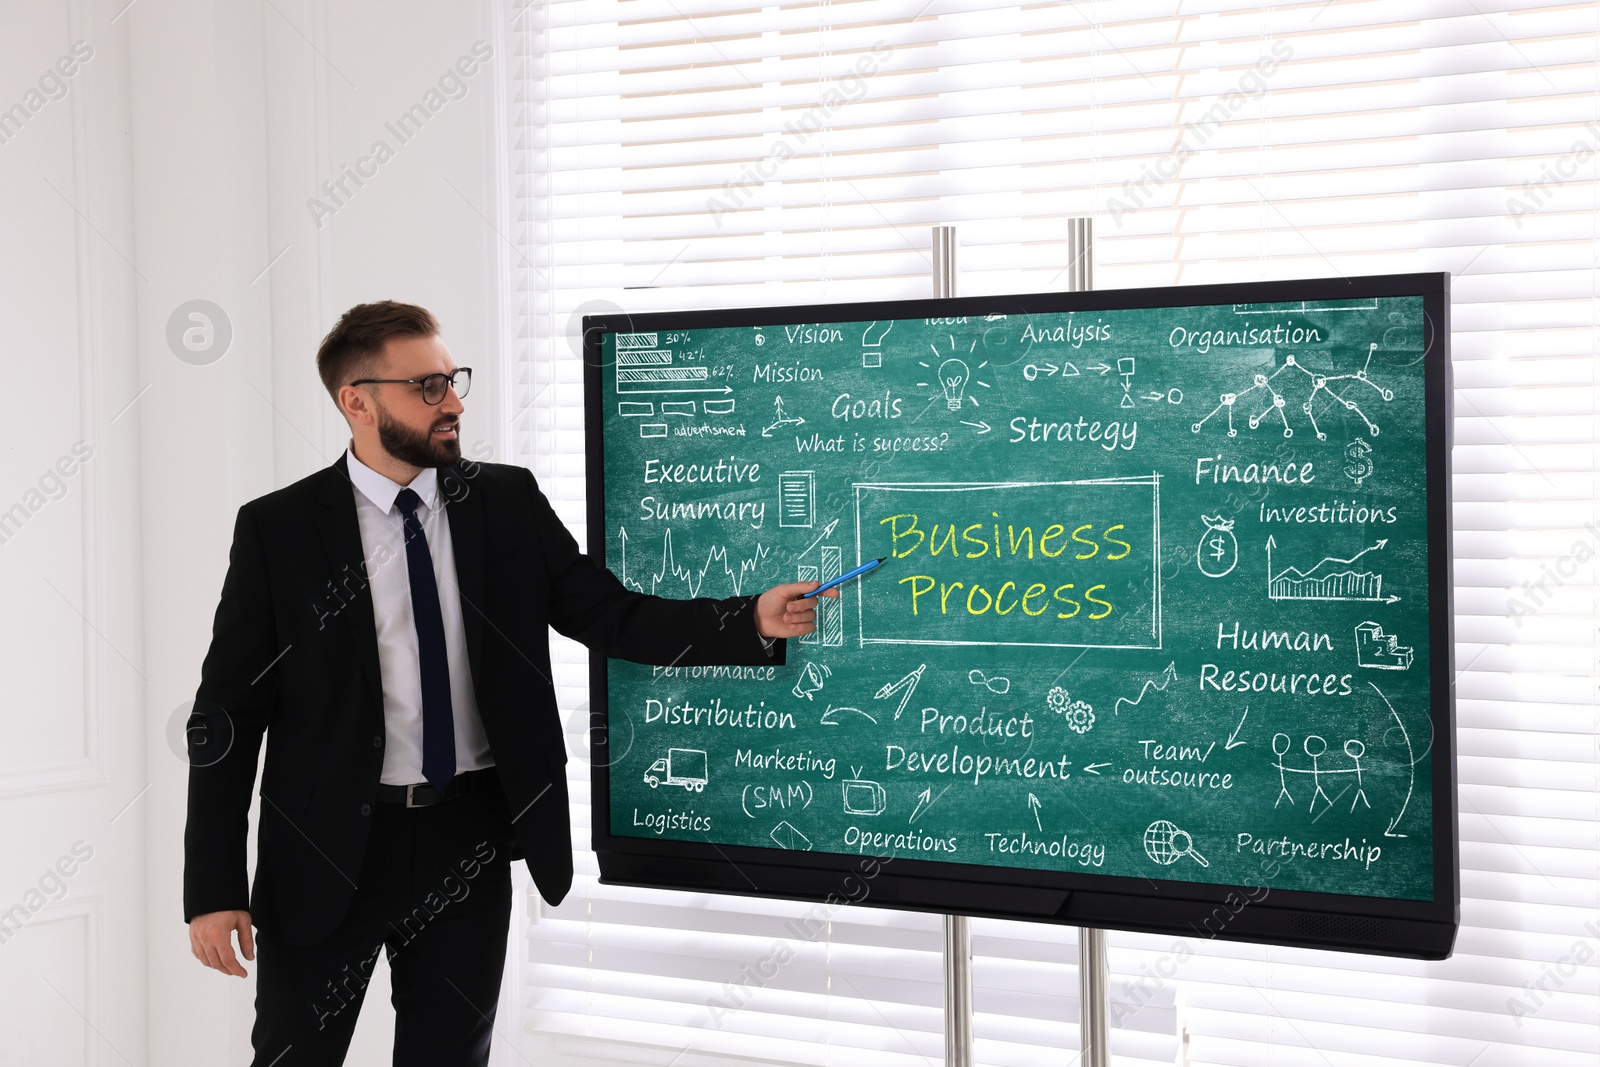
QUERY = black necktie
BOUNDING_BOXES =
[395,488,455,792]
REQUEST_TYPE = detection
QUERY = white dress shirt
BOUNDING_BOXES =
[345,445,494,784]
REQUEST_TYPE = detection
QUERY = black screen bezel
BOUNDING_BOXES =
[582,271,1457,959]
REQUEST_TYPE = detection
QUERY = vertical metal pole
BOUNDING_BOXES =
[1063,215,1110,1067]
[931,225,972,1067]
[932,225,959,300]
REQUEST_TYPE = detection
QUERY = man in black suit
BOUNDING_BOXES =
[184,301,833,1065]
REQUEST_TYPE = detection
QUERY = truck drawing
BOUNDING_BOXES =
[643,748,708,792]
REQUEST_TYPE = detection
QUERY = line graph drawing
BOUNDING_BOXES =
[1266,536,1398,603]
[1113,662,1178,715]
[1191,345,1393,440]
[618,526,771,598]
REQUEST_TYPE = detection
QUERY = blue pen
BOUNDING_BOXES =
[799,556,887,598]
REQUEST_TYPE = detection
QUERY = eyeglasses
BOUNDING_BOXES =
[349,367,472,405]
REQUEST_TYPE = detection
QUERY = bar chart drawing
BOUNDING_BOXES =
[615,332,710,394]
[797,545,844,646]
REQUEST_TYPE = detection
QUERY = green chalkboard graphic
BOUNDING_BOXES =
[600,297,1436,902]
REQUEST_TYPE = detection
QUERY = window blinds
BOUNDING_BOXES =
[504,0,1599,1063]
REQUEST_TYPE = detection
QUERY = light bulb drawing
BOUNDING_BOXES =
[916,335,991,428]
[939,358,970,410]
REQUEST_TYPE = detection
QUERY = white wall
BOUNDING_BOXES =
[2,0,516,1063]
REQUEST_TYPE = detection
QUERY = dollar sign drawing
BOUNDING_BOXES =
[1197,516,1238,578]
[1344,438,1373,488]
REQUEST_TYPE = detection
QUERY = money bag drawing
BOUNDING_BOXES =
[1196,515,1239,578]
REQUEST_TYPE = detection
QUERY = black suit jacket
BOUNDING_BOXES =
[183,454,785,946]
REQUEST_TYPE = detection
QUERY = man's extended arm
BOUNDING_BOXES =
[522,468,784,665]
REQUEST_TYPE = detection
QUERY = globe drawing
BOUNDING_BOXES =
[1144,820,1183,865]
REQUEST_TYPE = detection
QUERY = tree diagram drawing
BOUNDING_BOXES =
[1191,344,1392,440]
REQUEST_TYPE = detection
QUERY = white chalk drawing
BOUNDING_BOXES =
[796,518,841,560]
[797,544,844,646]
[1144,820,1209,867]
[761,395,805,437]
[1225,708,1250,750]
[842,769,887,816]
[1191,346,1392,440]
[1140,388,1183,405]
[660,401,696,417]
[644,748,707,792]
[1233,300,1378,315]
[939,357,971,410]
[820,704,876,726]
[1369,680,1416,837]
[968,668,1010,694]
[792,661,831,700]
[1354,622,1413,670]
[873,663,925,720]
[1028,793,1043,831]
[1196,515,1239,577]
[1343,437,1374,487]
[778,470,816,528]
[769,821,812,850]
[908,784,949,824]
[1113,662,1178,715]
[861,320,892,367]
[1046,686,1096,734]
[1267,536,1398,603]
[618,401,654,417]
[1117,356,1136,409]
[615,332,725,395]
[1022,361,1080,381]
[1271,730,1388,818]
[916,336,991,410]
[618,527,771,599]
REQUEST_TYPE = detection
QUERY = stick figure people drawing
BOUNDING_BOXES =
[1271,732,1371,816]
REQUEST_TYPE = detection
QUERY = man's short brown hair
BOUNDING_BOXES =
[316,301,440,403]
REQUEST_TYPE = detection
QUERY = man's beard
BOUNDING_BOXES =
[376,403,461,468]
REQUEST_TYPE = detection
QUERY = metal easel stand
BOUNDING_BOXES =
[931,225,975,1067]
[929,221,1108,1067]
[1063,217,1111,1067]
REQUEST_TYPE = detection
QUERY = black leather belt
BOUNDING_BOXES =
[376,767,496,808]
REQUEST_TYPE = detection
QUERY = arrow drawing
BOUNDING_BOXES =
[909,785,947,824]
[820,705,877,727]
[1113,662,1178,716]
[960,420,992,434]
[796,518,841,561]
[761,395,805,438]
[874,663,925,720]
[1028,793,1042,831]
[1083,762,1112,775]
[1226,708,1250,750]
[1368,681,1415,838]
[1088,362,1113,375]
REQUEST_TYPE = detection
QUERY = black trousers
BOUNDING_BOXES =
[250,773,516,1066]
